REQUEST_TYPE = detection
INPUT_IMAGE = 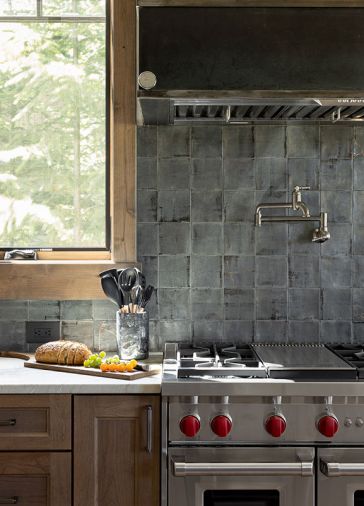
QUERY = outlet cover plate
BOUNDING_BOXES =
[26,321,61,343]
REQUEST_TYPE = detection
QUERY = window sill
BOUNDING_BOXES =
[0,260,139,300]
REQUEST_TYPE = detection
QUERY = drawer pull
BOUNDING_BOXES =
[0,497,18,504]
[0,419,16,427]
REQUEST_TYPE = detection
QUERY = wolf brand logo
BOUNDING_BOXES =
[337,98,364,104]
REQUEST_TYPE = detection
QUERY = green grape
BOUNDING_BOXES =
[84,352,105,369]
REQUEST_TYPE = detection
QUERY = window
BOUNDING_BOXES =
[0,0,109,250]
[0,0,137,300]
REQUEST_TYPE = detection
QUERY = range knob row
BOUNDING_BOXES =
[180,414,339,438]
[179,415,232,437]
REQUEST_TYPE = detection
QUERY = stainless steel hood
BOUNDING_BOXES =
[137,7,364,125]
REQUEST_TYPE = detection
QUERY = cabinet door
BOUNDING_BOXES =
[74,395,160,506]
[0,452,71,505]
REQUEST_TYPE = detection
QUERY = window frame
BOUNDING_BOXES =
[0,0,137,299]
[138,0,364,7]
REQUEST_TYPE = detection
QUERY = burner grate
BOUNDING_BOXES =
[176,344,266,378]
[328,344,364,378]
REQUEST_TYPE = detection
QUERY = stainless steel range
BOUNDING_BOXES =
[161,342,364,506]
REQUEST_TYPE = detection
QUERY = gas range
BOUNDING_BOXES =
[161,342,364,506]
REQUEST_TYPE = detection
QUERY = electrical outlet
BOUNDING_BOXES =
[26,321,61,343]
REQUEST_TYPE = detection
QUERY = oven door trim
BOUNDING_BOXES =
[318,447,364,506]
[168,446,315,506]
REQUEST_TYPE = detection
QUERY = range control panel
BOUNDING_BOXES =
[168,396,364,444]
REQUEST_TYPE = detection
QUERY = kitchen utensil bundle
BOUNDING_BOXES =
[99,267,154,314]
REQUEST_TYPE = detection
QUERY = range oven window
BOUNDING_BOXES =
[355,492,364,505]
[204,490,279,506]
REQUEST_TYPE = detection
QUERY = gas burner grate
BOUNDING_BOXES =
[176,343,266,378]
[328,344,364,378]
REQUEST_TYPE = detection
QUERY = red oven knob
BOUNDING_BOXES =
[317,415,339,438]
[211,415,232,437]
[265,415,286,438]
[179,415,200,437]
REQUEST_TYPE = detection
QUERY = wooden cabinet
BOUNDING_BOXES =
[0,394,160,505]
[0,453,71,506]
[0,395,72,505]
[0,395,71,450]
[74,395,160,506]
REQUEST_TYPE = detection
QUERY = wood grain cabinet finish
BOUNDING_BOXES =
[0,452,71,505]
[74,395,160,506]
[0,395,71,450]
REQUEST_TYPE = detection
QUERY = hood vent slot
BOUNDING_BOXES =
[171,102,364,125]
[172,104,364,124]
[138,96,364,125]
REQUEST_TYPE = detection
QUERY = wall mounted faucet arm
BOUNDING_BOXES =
[255,203,292,226]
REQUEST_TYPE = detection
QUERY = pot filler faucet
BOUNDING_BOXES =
[255,186,330,243]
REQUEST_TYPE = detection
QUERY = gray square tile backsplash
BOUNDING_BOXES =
[138,124,364,347]
[2,124,364,351]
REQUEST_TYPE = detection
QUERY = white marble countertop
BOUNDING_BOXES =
[0,357,161,394]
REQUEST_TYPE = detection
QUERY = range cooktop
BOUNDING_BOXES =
[164,343,361,381]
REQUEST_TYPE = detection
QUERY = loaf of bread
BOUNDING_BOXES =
[35,340,92,366]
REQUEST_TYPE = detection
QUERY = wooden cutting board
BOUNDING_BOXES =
[24,359,160,381]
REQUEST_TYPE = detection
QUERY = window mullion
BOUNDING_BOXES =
[37,0,42,17]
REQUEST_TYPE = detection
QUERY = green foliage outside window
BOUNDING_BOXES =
[0,0,106,248]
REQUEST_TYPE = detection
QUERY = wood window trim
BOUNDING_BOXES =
[0,0,137,300]
[138,1,364,6]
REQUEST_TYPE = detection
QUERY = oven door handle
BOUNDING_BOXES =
[173,460,314,477]
[320,459,364,477]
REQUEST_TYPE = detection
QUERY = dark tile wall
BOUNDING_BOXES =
[1,123,364,352]
[0,300,121,352]
[137,123,364,348]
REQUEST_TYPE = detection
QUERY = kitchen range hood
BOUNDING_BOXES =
[137,7,364,125]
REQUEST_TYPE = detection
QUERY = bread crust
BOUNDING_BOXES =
[73,344,92,365]
[35,341,92,365]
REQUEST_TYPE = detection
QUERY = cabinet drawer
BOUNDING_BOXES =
[0,395,71,450]
[0,453,71,506]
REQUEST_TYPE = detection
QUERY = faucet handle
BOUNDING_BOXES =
[294,185,311,192]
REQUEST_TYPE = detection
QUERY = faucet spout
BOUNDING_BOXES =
[295,201,310,218]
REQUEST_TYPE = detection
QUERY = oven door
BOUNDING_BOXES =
[168,447,314,506]
[318,448,364,506]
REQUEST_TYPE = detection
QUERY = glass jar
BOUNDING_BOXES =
[116,311,149,360]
